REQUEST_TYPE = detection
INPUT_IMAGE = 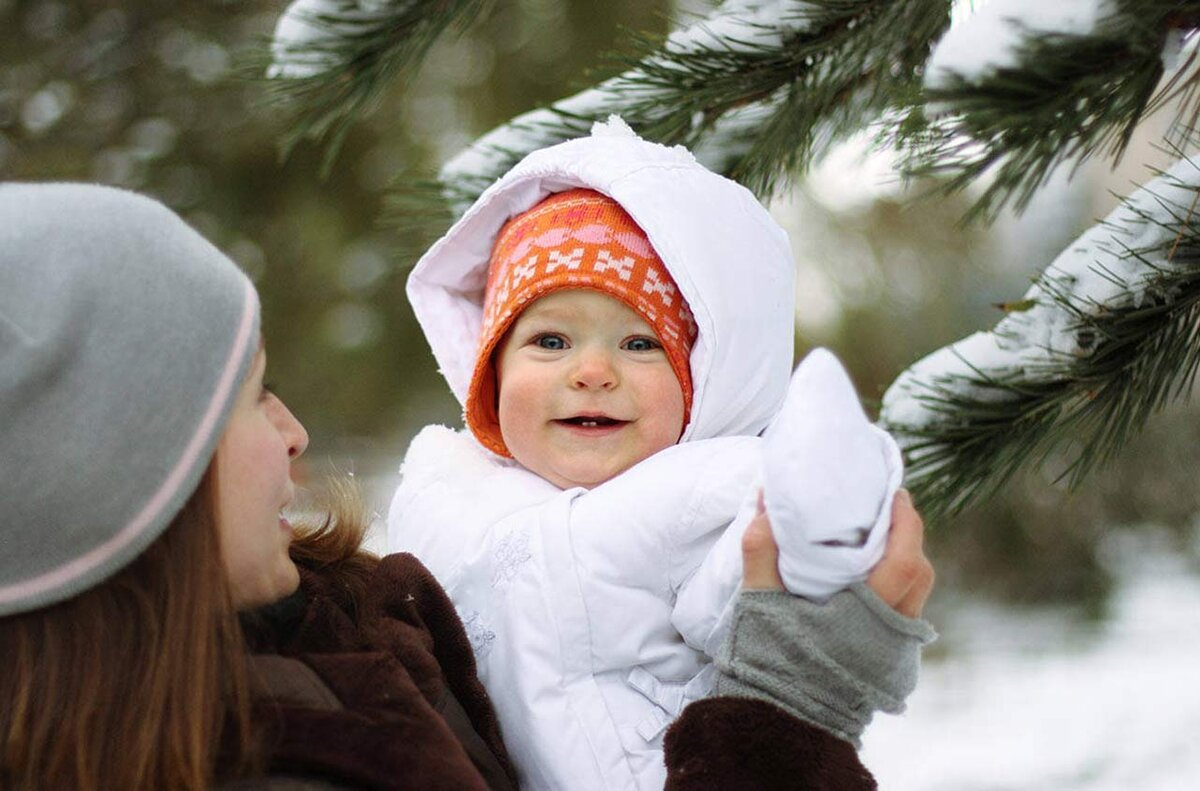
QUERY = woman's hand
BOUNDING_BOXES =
[866,490,934,617]
[741,489,934,617]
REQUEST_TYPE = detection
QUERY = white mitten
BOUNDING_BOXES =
[763,348,903,601]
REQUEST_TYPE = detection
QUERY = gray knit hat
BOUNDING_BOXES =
[0,183,260,616]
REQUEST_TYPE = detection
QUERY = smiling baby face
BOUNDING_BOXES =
[494,289,685,490]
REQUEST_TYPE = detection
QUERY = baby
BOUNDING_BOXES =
[388,119,902,790]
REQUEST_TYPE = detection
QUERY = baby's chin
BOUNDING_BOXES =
[518,457,636,491]
[543,468,620,491]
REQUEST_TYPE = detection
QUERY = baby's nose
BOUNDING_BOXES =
[571,350,617,390]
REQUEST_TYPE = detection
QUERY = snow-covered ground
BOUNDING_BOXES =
[862,537,1200,790]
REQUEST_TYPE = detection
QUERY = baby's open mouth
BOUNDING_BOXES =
[558,415,626,428]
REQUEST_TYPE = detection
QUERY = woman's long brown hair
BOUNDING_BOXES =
[0,467,378,790]
[287,475,379,610]
[0,470,258,790]
[0,460,379,790]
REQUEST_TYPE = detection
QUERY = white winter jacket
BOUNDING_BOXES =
[389,121,797,790]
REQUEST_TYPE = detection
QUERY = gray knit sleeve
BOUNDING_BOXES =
[712,583,936,747]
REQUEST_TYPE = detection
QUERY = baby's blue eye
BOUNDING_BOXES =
[534,334,567,350]
[624,337,661,352]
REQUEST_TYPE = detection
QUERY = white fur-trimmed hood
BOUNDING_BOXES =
[407,117,796,442]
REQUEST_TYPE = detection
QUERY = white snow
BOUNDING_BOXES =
[268,0,389,79]
[436,106,579,212]
[925,0,1115,91]
[665,0,814,55]
[881,156,1200,434]
[862,538,1200,790]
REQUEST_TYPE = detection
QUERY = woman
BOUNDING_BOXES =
[0,183,933,790]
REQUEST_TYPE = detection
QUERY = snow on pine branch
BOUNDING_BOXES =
[924,0,1116,93]
[264,0,485,170]
[438,0,951,214]
[661,0,815,53]
[908,0,1200,220]
[881,156,1200,516]
[436,0,817,213]
[270,0,396,79]
[885,157,1200,425]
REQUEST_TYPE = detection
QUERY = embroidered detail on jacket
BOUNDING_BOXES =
[458,608,496,660]
[490,529,532,588]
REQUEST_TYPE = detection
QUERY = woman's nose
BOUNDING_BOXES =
[571,349,617,390]
[271,397,310,459]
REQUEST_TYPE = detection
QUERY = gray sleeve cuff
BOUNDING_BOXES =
[713,584,936,747]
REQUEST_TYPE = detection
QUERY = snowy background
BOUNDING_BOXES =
[863,528,1200,791]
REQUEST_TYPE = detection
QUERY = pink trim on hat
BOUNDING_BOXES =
[0,279,259,607]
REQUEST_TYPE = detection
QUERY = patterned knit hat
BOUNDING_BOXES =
[465,188,697,457]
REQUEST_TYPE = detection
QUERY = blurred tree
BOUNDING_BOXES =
[0,0,671,480]
[0,0,417,458]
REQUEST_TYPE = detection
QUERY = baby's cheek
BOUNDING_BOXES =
[496,392,538,457]
[646,375,687,444]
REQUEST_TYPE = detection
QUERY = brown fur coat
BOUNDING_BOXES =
[236,553,876,790]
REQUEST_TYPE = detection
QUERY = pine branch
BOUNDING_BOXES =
[259,0,488,174]
[395,0,951,234]
[881,157,1200,521]
[904,0,1200,221]
[611,0,950,196]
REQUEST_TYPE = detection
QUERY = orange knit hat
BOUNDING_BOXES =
[465,189,698,457]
